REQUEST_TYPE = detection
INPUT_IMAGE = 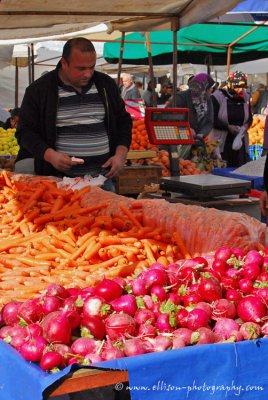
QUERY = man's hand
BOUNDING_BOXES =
[260,190,268,217]
[44,148,78,172]
[102,145,128,178]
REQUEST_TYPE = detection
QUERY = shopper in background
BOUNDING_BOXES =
[135,80,144,97]
[2,107,20,129]
[15,38,132,192]
[120,73,141,100]
[210,71,252,168]
[168,72,215,139]
[251,83,268,115]
[142,79,156,106]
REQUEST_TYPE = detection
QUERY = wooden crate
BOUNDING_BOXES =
[116,165,162,195]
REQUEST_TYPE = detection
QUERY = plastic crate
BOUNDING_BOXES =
[248,144,263,161]
[212,167,263,190]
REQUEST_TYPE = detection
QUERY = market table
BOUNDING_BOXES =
[1,336,268,400]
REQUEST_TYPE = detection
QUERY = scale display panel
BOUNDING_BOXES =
[145,107,194,145]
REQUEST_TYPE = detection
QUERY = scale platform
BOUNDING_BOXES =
[160,174,251,199]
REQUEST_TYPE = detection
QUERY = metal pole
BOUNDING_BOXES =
[15,58,19,108]
[145,32,157,106]
[117,32,125,88]
[31,43,35,82]
[28,45,32,84]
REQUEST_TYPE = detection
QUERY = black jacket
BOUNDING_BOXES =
[16,68,132,176]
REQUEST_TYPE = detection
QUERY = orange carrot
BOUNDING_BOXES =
[119,204,143,228]
[172,231,191,259]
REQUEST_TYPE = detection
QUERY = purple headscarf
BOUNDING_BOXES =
[188,73,215,122]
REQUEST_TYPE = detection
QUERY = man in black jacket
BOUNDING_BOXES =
[15,38,132,188]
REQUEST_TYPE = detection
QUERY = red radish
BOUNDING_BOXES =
[176,308,189,328]
[238,278,254,295]
[19,336,47,362]
[149,262,166,271]
[150,302,161,318]
[82,296,111,319]
[256,272,268,282]
[167,293,181,305]
[195,302,212,318]
[123,338,146,357]
[101,346,125,361]
[0,326,12,340]
[130,278,148,296]
[4,326,27,349]
[25,323,43,338]
[71,337,99,356]
[94,278,123,301]
[41,296,61,315]
[198,278,222,302]
[187,309,209,331]
[214,318,240,340]
[110,294,137,316]
[41,311,72,344]
[242,264,261,280]
[214,246,233,262]
[225,268,242,279]
[172,337,186,349]
[211,299,236,320]
[182,293,202,307]
[173,327,193,345]
[66,287,81,298]
[18,299,44,324]
[192,256,208,269]
[40,351,63,371]
[134,309,155,325]
[191,327,216,345]
[84,353,103,364]
[244,250,263,267]
[80,287,95,300]
[144,335,171,352]
[226,330,244,342]
[150,285,167,302]
[254,288,268,303]
[52,343,72,363]
[155,313,176,333]
[1,301,21,326]
[138,323,157,338]
[81,315,106,340]
[221,276,239,291]
[211,259,228,275]
[144,268,168,288]
[45,283,68,299]
[105,313,136,340]
[142,295,154,310]
[225,289,242,304]
[261,321,268,336]
[231,247,245,259]
[240,322,261,340]
[237,296,267,323]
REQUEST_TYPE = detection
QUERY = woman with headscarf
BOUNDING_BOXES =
[210,71,253,168]
[169,73,215,139]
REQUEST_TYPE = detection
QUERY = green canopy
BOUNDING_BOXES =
[103,23,268,66]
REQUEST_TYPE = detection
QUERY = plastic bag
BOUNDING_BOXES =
[232,126,246,151]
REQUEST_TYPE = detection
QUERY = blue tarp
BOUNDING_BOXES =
[229,0,268,20]
[1,337,268,400]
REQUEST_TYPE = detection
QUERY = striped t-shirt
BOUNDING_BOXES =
[56,80,110,177]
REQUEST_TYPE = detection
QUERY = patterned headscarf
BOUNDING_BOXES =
[226,71,248,98]
[227,71,248,88]
[188,73,215,122]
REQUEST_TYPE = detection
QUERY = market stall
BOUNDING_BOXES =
[2,2,268,400]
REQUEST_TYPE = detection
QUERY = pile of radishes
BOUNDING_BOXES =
[1,245,268,372]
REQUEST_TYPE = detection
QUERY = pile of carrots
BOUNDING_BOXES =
[0,171,190,307]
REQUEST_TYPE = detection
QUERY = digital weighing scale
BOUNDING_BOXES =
[159,174,251,199]
[145,107,252,200]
